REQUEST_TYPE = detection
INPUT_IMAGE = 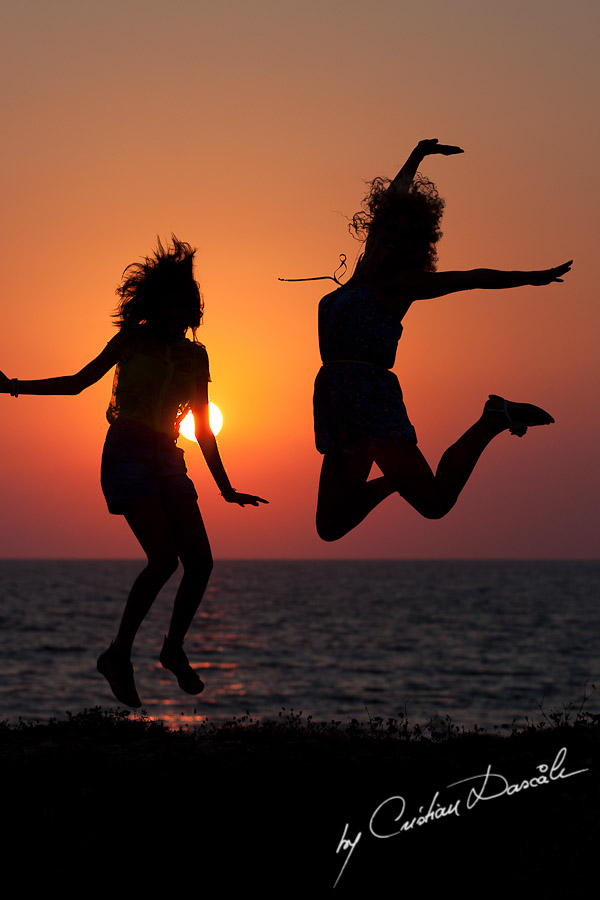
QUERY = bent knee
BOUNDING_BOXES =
[317,526,342,543]
[182,552,213,578]
[146,554,180,580]
[412,500,453,520]
[316,516,344,543]
[420,508,447,521]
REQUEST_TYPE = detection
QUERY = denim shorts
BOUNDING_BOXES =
[101,420,198,515]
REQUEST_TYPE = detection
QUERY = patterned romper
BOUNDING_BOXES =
[313,283,417,455]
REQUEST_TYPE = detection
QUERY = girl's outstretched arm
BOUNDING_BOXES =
[396,260,573,302]
[193,380,268,508]
[0,342,120,396]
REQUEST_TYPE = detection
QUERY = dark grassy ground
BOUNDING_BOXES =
[2,705,598,896]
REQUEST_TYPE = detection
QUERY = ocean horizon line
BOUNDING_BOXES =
[1,556,598,563]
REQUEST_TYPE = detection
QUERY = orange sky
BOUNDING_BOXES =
[1,0,598,558]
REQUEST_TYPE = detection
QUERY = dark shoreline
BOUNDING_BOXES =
[2,707,598,895]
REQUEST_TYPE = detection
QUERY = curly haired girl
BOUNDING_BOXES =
[313,139,571,541]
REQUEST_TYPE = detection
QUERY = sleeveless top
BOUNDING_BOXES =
[105,328,210,438]
[318,283,403,368]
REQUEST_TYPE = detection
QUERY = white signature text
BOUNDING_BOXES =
[334,746,588,888]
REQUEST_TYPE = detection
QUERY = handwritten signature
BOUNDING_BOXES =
[334,746,588,888]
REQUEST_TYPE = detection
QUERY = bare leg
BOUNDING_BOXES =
[316,398,550,541]
[316,451,393,541]
[98,495,212,703]
[155,495,213,694]
[162,495,213,647]
[98,496,180,705]
[111,497,181,658]
[112,495,212,655]
[374,412,504,520]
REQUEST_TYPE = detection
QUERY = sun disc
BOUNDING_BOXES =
[209,402,223,435]
[179,404,223,441]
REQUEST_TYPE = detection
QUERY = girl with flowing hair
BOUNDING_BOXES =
[1,236,267,706]
[312,139,571,541]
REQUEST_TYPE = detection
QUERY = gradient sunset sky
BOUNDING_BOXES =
[1,0,598,559]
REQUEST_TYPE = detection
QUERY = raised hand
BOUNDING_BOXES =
[393,139,464,191]
[531,260,573,285]
[417,138,464,156]
[223,489,269,507]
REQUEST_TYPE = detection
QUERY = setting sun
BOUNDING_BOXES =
[179,404,223,441]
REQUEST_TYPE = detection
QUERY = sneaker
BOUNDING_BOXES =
[97,643,142,707]
[160,636,205,695]
[485,394,554,437]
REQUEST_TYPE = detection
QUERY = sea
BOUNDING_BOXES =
[0,559,598,730]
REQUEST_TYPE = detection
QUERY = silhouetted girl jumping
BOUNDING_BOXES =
[1,237,267,706]
[313,139,571,541]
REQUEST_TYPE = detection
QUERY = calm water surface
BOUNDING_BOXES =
[0,559,598,730]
